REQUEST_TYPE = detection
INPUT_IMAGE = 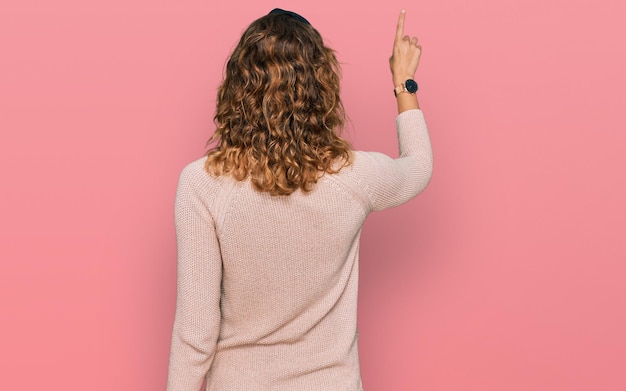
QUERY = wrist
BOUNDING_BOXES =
[392,75,414,86]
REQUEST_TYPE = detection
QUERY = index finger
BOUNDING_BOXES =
[395,9,406,42]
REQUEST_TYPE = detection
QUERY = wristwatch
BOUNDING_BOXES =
[393,79,418,97]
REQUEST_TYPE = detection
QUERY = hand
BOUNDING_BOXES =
[389,10,422,86]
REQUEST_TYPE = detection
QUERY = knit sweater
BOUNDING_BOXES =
[167,109,433,391]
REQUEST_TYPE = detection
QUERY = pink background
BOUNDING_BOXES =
[1,0,625,390]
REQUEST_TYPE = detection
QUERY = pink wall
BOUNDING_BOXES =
[1,0,625,390]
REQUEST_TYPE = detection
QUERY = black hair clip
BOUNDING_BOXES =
[268,8,311,25]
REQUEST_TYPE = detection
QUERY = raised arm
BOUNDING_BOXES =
[360,10,432,211]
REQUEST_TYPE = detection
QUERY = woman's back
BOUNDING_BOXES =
[175,158,366,390]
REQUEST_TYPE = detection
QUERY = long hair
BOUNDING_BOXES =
[205,12,352,196]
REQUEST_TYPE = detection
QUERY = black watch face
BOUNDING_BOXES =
[405,79,418,93]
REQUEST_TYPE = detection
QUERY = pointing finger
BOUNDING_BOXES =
[395,9,406,42]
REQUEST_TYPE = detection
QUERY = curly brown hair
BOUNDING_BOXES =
[205,11,352,196]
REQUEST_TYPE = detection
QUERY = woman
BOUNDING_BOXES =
[167,8,432,391]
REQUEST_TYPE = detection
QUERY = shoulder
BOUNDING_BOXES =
[178,156,209,185]
[176,156,226,198]
[329,151,395,209]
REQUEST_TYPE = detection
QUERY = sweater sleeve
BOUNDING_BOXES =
[167,165,222,391]
[360,109,433,211]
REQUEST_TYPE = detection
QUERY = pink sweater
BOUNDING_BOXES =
[167,109,433,390]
